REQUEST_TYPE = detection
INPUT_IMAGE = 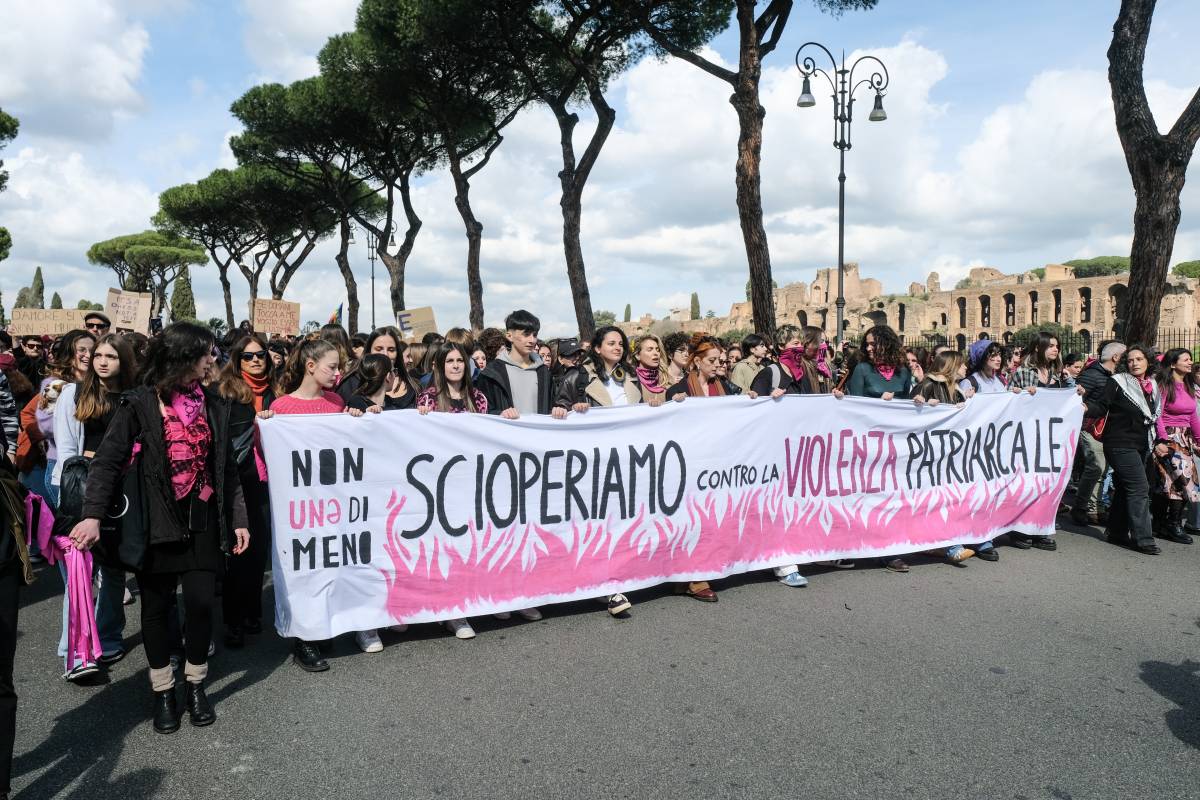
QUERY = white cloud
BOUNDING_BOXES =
[0,1,149,139]
[239,0,358,83]
[0,146,158,302]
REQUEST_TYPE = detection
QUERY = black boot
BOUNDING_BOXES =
[292,639,330,673]
[224,624,245,649]
[185,681,216,726]
[153,688,181,734]
[1158,499,1193,544]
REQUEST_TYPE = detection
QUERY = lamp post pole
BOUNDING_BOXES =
[352,221,397,331]
[795,43,890,348]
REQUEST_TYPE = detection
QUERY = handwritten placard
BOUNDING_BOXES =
[7,309,89,336]
[396,306,438,340]
[105,288,153,334]
[252,299,301,336]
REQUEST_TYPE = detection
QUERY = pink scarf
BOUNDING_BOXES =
[636,365,664,393]
[169,382,206,426]
[164,383,211,500]
[29,499,100,667]
[1138,376,1155,396]
[814,344,832,380]
[876,364,896,382]
[778,347,806,382]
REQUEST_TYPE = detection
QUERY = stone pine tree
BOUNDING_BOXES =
[1108,0,1200,345]
[50,292,62,309]
[30,266,45,308]
[690,292,700,320]
[0,107,16,265]
[630,0,877,341]
[624,304,632,322]
[171,265,197,321]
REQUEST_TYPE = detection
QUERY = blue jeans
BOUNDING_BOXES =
[43,459,59,508]
[57,561,127,668]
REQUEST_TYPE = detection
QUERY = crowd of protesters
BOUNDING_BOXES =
[0,306,1192,791]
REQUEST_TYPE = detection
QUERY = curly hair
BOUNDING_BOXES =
[477,328,508,362]
[663,332,691,360]
[862,325,905,370]
[140,322,215,396]
[48,329,95,381]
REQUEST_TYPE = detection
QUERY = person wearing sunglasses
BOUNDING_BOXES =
[214,335,275,650]
[83,312,112,336]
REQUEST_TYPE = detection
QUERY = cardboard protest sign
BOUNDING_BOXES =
[105,288,153,334]
[7,309,89,336]
[259,390,1083,639]
[396,306,438,340]
[253,299,301,336]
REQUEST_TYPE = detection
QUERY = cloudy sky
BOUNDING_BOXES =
[1,0,1199,336]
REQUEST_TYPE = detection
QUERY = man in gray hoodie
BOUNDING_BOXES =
[475,309,553,418]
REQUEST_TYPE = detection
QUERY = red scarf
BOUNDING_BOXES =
[876,364,896,382]
[778,347,806,382]
[635,364,664,394]
[242,370,271,412]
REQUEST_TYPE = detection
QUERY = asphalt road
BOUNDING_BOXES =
[8,515,1199,800]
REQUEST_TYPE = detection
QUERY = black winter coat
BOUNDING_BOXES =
[82,385,248,557]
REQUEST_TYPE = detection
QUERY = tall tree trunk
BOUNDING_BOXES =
[334,216,360,333]
[1108,0,1200,346]
[447,153,485,330]
[731,1,776,342]
[1123,172,1187,344]
[364,175,422,326]
[217,262,235,330]
[552,85,615,342]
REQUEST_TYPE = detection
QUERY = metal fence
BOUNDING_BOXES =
[898,328,1200,357]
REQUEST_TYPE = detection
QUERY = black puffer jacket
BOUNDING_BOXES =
[82,385,248,553]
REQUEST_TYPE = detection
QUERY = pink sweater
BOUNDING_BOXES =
[270,391,345,416]
[1156,382,1200,440]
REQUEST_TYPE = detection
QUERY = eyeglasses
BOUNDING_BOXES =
[240,351,267,362]
[85,323,110,332]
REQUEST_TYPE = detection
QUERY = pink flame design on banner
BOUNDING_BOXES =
[378,433,1076,623]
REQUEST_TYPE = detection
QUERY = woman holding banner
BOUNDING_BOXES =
[665,335,805,596]
[750,325,830,396]
[632,334,669,406]
[1149,348,1200,545]
[1084,345,1162,555]
[258,339,383,668]
[553,326,643,616]
[416,342,493,639]
[1008,332,1068,551]
[69,322,250,734]
[837,325,914,572]
[215,334,275,650]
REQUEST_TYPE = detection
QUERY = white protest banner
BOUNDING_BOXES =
[258,391,1082,640]
[105,288,153,334]
[252,299,301,335]
[396,306,437,340]
[7,309,89,336]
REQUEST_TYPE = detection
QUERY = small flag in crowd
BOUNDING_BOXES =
[328,303,343,325]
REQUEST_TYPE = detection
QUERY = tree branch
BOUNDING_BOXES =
[642,24,736,85]
[756,0,793,57]
[1167,85,1200,150]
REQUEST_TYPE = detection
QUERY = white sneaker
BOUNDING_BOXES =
[515,607,542,621]
[388,623,408,634]
[445,619,475,640]
[355,629,384,653]
[493,611,512,620]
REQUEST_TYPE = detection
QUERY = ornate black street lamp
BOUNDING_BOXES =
[795,42,889,346]
[350,222,397,330]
